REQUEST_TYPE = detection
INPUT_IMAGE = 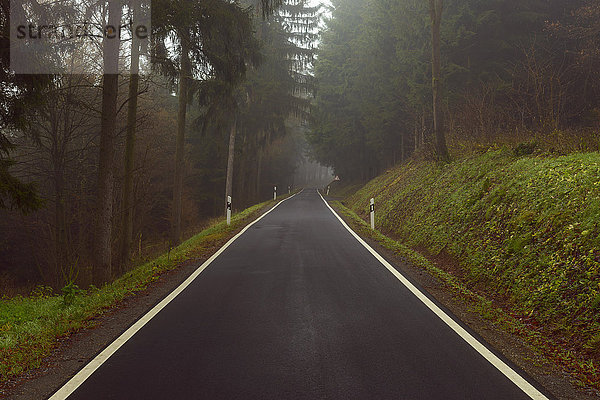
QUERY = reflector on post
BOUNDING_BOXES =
[226,195,232,225]
[370,198,375,230]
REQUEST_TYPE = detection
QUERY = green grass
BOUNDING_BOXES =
[326,181,364,199]
[343,147,600,388]
[0,195,287,382]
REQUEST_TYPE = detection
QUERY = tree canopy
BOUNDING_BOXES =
[308,0,599,181]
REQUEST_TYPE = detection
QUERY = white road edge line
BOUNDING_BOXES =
[318,190,548,400]
[49,190,303,400]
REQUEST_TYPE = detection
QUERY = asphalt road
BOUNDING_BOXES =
[55,189,547,399]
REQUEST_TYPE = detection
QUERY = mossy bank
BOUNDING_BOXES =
[344,148,600,387]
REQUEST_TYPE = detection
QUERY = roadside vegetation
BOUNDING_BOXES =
[338,147,600,389]
[0,196,287,382]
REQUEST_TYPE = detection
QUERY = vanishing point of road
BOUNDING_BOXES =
[51,189,550,400]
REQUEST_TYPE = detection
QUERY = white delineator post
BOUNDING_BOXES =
[226,196,232,225]
[274,186,277,200]
[370,198,375,230]
[327,185,330,195]
[288,185,291,194]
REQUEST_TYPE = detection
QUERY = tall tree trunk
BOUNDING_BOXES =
[414,120,419,151]
[400,132,405,162]
[225,117,236,214]
[171,33,191,246]
[53,162,66,283]
[255,146,263,202]
[53,89,69,284]
[430,0,449,161]
[421,107,426,146]
[120,0,141,269]
[94,0,122,284]
[236,143,247,206]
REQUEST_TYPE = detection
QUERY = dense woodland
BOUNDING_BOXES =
[2,0,600,292]
[0,0,321,291]
[309,0,600,181]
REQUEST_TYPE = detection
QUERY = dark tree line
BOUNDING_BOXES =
[308,0,600,182]
[0,0,319,292]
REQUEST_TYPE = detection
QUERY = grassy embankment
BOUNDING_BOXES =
[0,194,291,382]
[338,147,600,388]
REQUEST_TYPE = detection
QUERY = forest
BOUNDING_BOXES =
[1,0,599,298]
[309,0,600,181]
[0,0,323,292]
